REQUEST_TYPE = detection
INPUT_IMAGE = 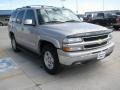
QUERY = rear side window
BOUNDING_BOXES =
[97,13,104,17]
[10,11,17,22]
[16,10,25,24]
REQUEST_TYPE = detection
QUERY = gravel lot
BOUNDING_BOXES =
[0,26,120,90]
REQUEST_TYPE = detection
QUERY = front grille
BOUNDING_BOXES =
[84,41,107,49]
[83,34,109,50]
[84,35,108,42]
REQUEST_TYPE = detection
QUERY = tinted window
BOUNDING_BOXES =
[10,11,17,22]
[116,12,120,15]
[36,9,44,24]
[11,11,17,18]
[16,10,25,24]
[24,9,36,24]
[97,13,104,17]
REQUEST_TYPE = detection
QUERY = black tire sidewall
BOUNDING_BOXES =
[42,45,60,74]
[113,26,119,30]
[11,36,19,52]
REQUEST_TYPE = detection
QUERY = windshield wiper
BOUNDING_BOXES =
[65,20,81,22]
[46,21,65,23]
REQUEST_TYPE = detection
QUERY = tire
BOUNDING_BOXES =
[41,45,61,75]
[113,26,119,30]
[11,35,20,52]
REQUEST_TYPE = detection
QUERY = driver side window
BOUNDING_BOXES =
[24,9,36,25]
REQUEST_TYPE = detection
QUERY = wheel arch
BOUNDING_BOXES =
[38,40,60,54]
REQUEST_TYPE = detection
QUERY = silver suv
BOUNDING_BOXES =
[8,5,114,74]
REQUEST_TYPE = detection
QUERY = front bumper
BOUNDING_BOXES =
[57,42,114,65]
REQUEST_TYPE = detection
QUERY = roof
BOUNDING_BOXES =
[85,10,120,14]
[0,10,12,16]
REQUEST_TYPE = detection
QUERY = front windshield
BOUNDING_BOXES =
[37,8,81,24]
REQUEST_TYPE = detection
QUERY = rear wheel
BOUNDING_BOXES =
[41,45,61,75]
[11,35,20,52]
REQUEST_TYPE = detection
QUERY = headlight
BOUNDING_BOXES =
[108,33,112,40]
[108,33,112,43]
[63,37,83,44]
[63,37,83,52]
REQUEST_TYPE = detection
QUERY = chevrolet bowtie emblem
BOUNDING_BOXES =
[98,39,103,44]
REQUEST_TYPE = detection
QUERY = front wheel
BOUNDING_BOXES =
[41,45,61,75]
[113,25,120,30]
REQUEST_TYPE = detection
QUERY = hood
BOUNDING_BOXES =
[41,22,110,36]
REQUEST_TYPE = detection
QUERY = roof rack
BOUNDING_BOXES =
[29,5,55,8]
[16,5,60,10]
[16,8,22,10]
[21,5,56,9]
[22,6,31,8]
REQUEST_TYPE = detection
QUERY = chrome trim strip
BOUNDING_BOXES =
[68,30,112,37]
[83,34,108,39]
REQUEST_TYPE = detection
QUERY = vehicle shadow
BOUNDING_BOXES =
[11,47,103,74]
[5,47,107,83]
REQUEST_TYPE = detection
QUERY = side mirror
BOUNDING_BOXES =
[24,19,36,26]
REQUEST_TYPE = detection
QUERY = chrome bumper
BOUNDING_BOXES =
[57,42,114,65]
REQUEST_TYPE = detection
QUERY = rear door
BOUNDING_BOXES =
[14,10,25,45]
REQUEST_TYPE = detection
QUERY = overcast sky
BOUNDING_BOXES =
[0,0,119,14]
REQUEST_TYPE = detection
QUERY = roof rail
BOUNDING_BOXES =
[22,6,31,8]
[16,5,59,10]
[16,6,31,10]
[29,5,55,8]
[22,5,57,9]
[16,8,22,10]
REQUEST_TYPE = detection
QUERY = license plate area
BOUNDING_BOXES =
[97,51,106,60]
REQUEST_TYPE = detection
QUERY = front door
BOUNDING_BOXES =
[22,9,38,51]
